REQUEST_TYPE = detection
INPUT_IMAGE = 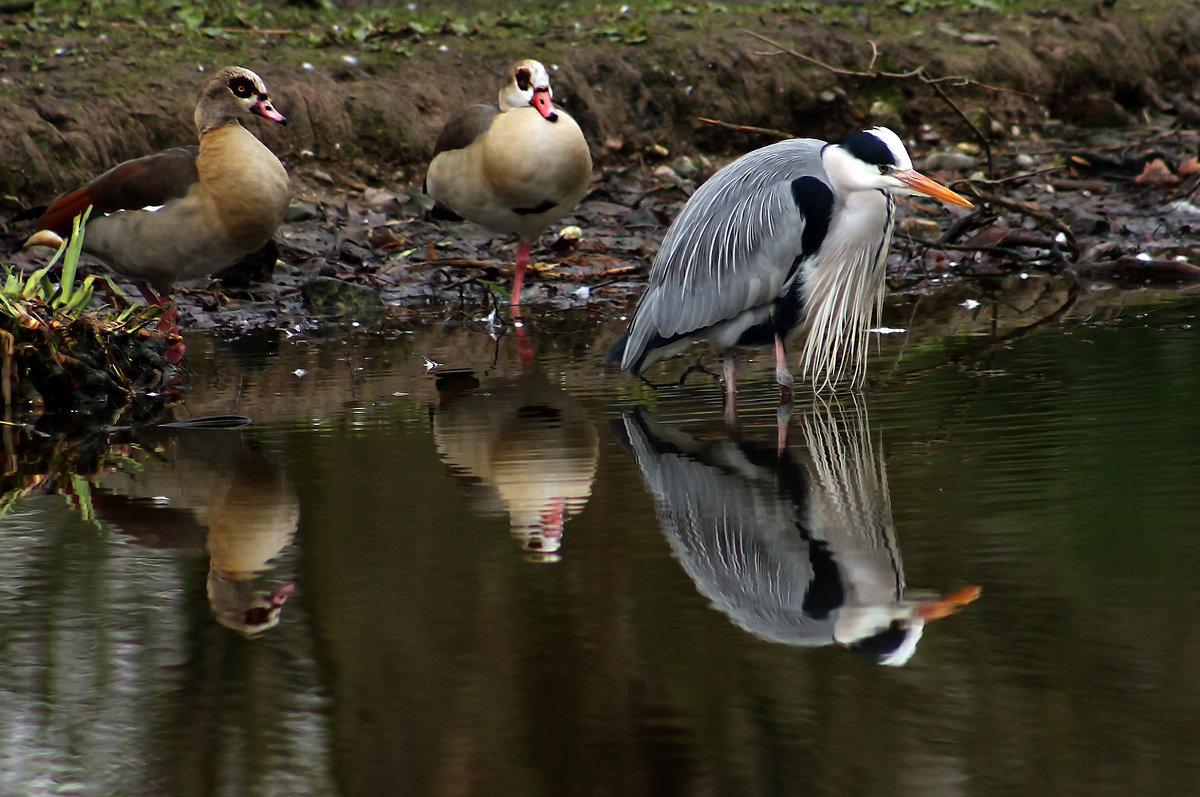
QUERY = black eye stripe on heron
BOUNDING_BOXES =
[832,130,900,167]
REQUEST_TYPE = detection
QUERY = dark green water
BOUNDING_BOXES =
[2,293,1200,796]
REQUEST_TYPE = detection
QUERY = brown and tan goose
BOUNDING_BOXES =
[425,59,592,307]
[90,425,300,636]
[24,66,290,314]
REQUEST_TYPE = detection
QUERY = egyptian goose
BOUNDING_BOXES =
[91,426,300,636]
[24,66,290,313]
[425,59,593,307]
[433,368,598,560]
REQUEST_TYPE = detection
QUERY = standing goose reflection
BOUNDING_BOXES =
[618,399,978,665]
[432,368,598,560]
[90,426,300,636]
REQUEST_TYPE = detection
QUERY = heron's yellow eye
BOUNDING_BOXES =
[877,164,889,175]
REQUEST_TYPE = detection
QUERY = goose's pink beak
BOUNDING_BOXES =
[252,98,287,125]
[268,581,296,607]
[532,87,557,121]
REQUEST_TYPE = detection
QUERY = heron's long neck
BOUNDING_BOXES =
[799,190,895,390]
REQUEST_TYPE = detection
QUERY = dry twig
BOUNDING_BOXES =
[696,116,793,142]
[957,185,1080,257]
[745,31,1037,178]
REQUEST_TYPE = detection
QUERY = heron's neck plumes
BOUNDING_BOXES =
[801,395,900,596]
[799,191,895,391]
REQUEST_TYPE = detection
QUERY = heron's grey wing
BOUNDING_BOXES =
[621,138,827,368]
[619,410,838,647]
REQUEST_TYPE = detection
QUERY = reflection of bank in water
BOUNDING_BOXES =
[90,426,300,636]
[617,398,977,665]
[432,369,598,561]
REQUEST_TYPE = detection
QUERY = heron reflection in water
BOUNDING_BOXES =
[90,424,299,636]
[617,398,978,665]
[432,367,599,561]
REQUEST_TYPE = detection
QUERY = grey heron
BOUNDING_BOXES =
[614,398,979,665]
[607,126,972,396]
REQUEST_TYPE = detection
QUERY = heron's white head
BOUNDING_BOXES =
[834,585,981,666]
[499,58,558,121]
[822,127,972,207]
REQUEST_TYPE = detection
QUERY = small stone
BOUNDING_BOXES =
[339,241,373,266]
[897,218,943,239]
[923,151,978,172]
[284,202,321,222]
[301,276,385,318]
[671,155,699,179]
[362,187,407,214]
[868,99,901,129]
[652,165,681,183]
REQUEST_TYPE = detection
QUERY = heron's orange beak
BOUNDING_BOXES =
[914,585,981,621]
[896,170,973,207]
[532,87,558,121]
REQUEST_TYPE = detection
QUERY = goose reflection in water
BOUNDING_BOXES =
[90,425,300,636]
[432,368,598,561]
[617,398,978,665]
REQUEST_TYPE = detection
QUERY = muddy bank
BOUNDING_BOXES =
[2,2,1199,203]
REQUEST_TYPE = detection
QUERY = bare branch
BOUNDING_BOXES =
[696,116,793,141]
[745,30,1040,180]
[958,185,1080,257]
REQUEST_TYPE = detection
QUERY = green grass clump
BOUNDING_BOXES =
[1,209,177,411]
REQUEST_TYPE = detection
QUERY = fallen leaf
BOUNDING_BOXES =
[1134,158,1180,189]
[1181,156,1200,177]
[368,228,401,250]
[963,228,1058,249]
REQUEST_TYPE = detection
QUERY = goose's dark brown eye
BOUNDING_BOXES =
[515,68,531,92]
[229,77,254,97]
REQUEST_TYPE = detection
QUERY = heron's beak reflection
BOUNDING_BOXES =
[914,585,982,621]
[896,169,974,207]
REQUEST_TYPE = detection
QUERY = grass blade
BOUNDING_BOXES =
[58,206,92,307]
